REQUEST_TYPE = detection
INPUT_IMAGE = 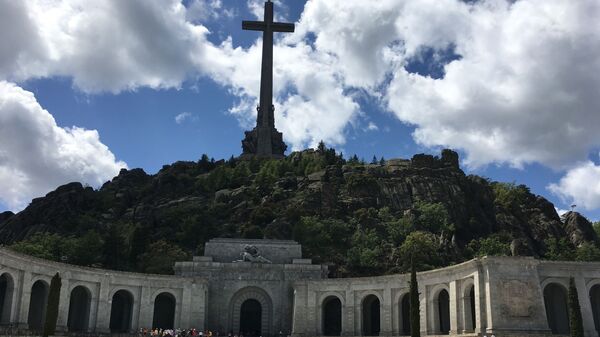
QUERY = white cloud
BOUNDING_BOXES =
[175,112,193,124]
[549,161,600,211]
[186,0,234,22]
[366,122,379,131]
[555,208,570,217]
[0,0,211,93]
[1,0,600,174]
[0,81,126,210]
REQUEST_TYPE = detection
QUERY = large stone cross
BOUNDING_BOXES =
[241,0,294,158]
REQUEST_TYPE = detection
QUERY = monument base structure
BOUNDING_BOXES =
[241,126,287,159]
[1,239,600,337]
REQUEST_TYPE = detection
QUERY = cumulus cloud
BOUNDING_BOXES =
[186,0,234,22]
[2,0,600,205]
[0,0,211,93]
[0,81,126,210]
[548,161,600,211]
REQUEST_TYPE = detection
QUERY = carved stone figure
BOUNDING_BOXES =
[237,244,272,263]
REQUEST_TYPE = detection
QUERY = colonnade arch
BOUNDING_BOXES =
[591,284,600,335]
[433,289,450,335]
[399,293,410,336]
[110,290,134,332]
[153,292,176,329]
[322,296,342,336]
[0,273,14,324]
[27,280,49,331]
[67,285,92,332]
[361,294,380,336]
[462,284,476,332]
[543,283,569,334]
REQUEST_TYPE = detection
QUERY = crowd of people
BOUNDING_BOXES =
[139,328,270,337]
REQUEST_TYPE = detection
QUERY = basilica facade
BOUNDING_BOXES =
[1,238,600,337]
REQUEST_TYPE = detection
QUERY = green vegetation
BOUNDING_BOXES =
[5,144,600,276]
[568,277,584,337]
[43,273,61,337]
[409,257,420,337]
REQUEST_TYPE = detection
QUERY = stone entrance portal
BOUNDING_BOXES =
[240,299,262,336]
[231,287,272,337]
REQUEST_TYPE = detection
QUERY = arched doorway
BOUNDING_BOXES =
[110,290,134,332]
[240,299,262,336]
[362,295,380,336]
[463,285,476,332]
[543,283,569,334]
[591,285,600,334]
[153,293,176,329]
[67,286,91,332]
[436,290,450,334]
[27,280,49,331]
[322,296,342,336]
[399,294,410,335]
[0,273,14,324]
[231,287,273,337]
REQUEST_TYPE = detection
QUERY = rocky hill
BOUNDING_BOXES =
[0,147,598,276]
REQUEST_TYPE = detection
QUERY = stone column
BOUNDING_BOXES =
[16,271,32,329]
[180,285,192,328]
[575,277,597,337]
[473,271,485,334]
[449,281,459,335]
[381,287,393,335]
[419,285,428,335]
[306,285,318,336]
[56,276,71,332]
[343,289,355,336]
[291,284,308,337]
[139,287,154,329]
[94,275,111,333]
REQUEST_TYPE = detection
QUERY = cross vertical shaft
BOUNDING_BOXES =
[241,1,294,158]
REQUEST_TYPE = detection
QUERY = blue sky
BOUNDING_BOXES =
[1,0,599,221]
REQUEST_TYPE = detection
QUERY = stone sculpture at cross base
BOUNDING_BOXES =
[241,124,287,159]
[240,0,294,159]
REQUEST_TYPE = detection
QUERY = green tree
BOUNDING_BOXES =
[492,182,529,210]
[593,221,600,238]
[10,232,67,261]
[467,235,511,257]
[409,257,420,337]
[575,242,600,262]
[544,238,576,261]
[568,277,584,337]
[137,240,190,274]
[129,225,150,271]
[67,230,103,266]
[397,231,441,272]
[414,202,453,234]
[43,273,61,337]
[102,225,127,270]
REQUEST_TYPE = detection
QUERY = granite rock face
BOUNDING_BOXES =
[563,211,599,246]
[0,149,593,263]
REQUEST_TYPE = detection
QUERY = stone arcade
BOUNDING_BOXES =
[2,238,600,336]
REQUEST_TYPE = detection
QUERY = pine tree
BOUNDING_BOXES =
[568,277,584,337]
[129,225,150,271]
[371,155,378,164]
[43,273,62,337]
[409,256,421,337]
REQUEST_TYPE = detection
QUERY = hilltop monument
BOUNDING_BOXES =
[241,0,294,158]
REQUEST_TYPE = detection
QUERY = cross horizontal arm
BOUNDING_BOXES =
[272,22,295,33]
[242,21,267,31]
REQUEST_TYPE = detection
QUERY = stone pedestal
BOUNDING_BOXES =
[241,126,286,158]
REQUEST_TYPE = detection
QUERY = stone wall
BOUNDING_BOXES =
[2,242,600,337]
[0,247,206,333]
